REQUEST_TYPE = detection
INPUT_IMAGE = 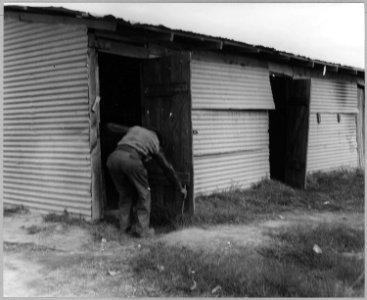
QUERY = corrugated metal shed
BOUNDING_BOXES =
[192,59,275,110]
[3,16,91,217]
[307,78,359,173]
[310,78,358,113]
[194,150,269,194]
[191,58,272,195]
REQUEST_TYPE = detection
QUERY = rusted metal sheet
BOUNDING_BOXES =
[192,111,270,195]
[191,59,275,110]
[4,17,91,218]
[310,78,358,113]
[307,113,358,172]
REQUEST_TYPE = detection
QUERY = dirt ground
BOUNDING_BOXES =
[3,209,364,297]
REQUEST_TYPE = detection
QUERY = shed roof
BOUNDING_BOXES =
[5,5,365,78]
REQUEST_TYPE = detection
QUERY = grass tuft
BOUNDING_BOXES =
[130,223,364,297]
[42,209,86,226]
[89,221,122,242]
[4,205,29,216]
[24,225,45,235]
[174,170,364,227]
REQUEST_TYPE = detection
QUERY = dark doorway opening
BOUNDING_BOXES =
[269,74,290,182]
[269,74,311,189]
[98,52,143,210]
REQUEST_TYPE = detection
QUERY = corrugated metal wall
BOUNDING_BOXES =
[192,59,274,110]
[4,16,92,217]
[191,59,273,195]
[310,78,358,113]
[307,78,358,172]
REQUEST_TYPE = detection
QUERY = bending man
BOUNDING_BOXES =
[106,123,187,238]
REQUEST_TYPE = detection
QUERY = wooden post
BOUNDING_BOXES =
[88,34,105,221]
[357,86,365,169]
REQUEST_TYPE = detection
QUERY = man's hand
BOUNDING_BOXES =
[181,185,187,199]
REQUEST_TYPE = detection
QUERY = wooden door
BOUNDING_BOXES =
[284,79,311,189]
[141,53,194,215]
[357,86,365,169]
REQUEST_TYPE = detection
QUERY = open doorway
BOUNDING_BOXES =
[98,52,143,210]
[269,73,311,189]
[269,73,289,182]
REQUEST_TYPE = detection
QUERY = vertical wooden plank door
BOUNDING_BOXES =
[141,53,194,216]
[357,86,365,169]
[284,79,311,189]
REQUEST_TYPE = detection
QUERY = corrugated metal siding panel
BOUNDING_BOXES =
[310,78,358,113]
[194,150,269,194]
[192,111,270,195]
[191,59,274,110]
[4,17,91,218]
[307,113,358,172]
[192,110,268,155]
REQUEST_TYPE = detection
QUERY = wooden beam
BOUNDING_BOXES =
[88,34,104,221]
[327,65,339,73]
[11,11,117,31]
[291,57,315,68]
[222,41,260,54]
[114,24,175,43]
[173,33,224,50]
[90,38,152,58]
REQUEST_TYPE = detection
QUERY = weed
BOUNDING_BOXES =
[42,210,86,227]
[4,205,29,216]
[174,170,364,227]
[89,221,122,242]
[24,225,45,235]
[130,223,364,297]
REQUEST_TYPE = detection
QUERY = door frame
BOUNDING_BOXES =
[88,34,104,221]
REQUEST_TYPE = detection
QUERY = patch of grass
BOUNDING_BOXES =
[42,210,87,227]
[89,221,122,242]
[175,169,364,227]
[305,169,364,211]
[130,224,364,297]
[24,225,45,235]
[4,205,29,216]
[260,224,364,293]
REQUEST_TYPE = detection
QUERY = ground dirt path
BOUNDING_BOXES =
[3,210,364,297]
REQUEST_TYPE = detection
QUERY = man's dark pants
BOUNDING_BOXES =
[107,146,151,235]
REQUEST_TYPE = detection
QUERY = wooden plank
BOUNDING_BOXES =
[357,86,365,169]
[88,34,104,221]
[141,53,194,214]
[143,82,188,97]
[11,11,117,31]
[192,50,268,69]
[148,171,190,186]
[91,38,151,59]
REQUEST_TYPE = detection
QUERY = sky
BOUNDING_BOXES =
[8,2,365,69]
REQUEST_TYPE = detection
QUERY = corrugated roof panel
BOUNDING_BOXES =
[191,59,274,110]
[4,17,91,218]
[310,78,358,113]
[307,113,358,172]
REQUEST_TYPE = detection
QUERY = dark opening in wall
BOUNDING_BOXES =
[98,53,143,210]
[269,73,290,182]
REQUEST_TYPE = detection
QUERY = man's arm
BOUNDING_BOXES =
[154,150,187,198]
[105,123,130,136]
